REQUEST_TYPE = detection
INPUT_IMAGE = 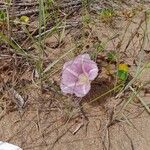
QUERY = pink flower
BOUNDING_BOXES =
[60,54,98,97]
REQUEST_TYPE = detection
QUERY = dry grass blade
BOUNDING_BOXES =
[9,88,25,109]
[43,47,75,73]
[116,62,150,99]
[1,1,150,150]
[72,122,84,135]
[129,86,150,114]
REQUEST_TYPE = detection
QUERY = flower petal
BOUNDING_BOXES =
[75,54,91,61]
[88,67,99,80]
[74,83,91,97]
[61,68,78,84]
[73,54,91,72]
[60,70,77,94]
[63,59,83,76]
[81,56,98,80]
[61,60,80,94]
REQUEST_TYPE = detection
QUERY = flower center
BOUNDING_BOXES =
[78,73,89,85]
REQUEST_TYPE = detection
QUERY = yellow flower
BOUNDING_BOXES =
[118,64,128,72]
[20,16,29,23]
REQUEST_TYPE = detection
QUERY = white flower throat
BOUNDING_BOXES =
[78,73,89,84]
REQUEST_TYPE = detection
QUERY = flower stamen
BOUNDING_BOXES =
[78,73,89,85]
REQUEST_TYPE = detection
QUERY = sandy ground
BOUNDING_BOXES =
[0,1,150,150]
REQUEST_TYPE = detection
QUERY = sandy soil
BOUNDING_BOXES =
[0,1,150,150]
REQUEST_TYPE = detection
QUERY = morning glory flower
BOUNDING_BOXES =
[60,54,98,97]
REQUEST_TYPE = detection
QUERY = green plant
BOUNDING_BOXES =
[99,8,115,23]
[107,51,117,61]
[0,10,6,21]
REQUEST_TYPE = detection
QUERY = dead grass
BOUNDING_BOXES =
[0,0,150,150]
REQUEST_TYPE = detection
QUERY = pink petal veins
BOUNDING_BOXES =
[60,83,76,94]
[81,55,98,80]
[74,83,91,97]
[88,67,98,80]
[60,54,99,97]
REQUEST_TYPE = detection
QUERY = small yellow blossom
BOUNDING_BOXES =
[118,64,128,72]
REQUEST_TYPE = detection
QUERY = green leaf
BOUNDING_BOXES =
[107,51,117,61]
[118,70,128,81]
[99,8,115,23]
[117,64,129,81]
[0,10,6,21]
[82,14,91,24]
[20,16,29,23]
[94,42,105,52]
[100,8,115,17]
